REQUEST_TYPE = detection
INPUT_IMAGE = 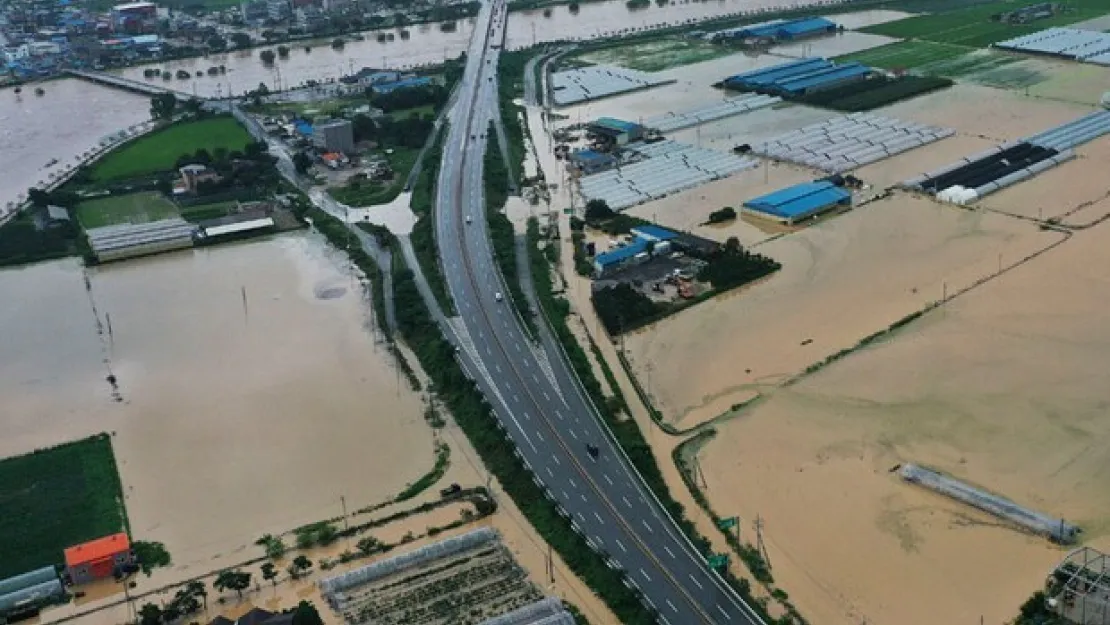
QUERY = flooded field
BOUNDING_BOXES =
[695,213,1110,625]
[0,79,150,215]
[0,232,433,582]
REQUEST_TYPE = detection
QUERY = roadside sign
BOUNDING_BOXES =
[717,517,738,531]
[563,208,574,215]
[708,554,729,569]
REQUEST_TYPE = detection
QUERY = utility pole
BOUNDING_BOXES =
[754,515,771,570]
[547,543,555,584]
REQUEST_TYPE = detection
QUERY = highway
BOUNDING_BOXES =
[431,2,767,624]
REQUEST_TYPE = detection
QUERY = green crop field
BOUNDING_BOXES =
[0,434,129,578]
[91,117,252,182]
[839,40,973,71]
[577,36,732,72]
[863,0,1110,47]
[77,191,180,229]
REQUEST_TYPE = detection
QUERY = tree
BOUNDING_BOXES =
[213,570,252,599]
[277,44,290,58]
[289,555,313,578]
[138,603,163,625]
[27,187,50,207]
[261,562,279,587]
[259,49,276,64]
[706,206,737,225]
[585,198,614,222]
[568,1,580,12]
[315,523,337,546]
[150,93,177,120]
[292,151,313,175]
[206,34,227,50]
[291,601,324,625]
[185,580,207,611]
[355,536,381,555]
[230,32,252,48]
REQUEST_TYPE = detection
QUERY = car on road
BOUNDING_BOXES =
[465,215,472,224]
[494,292,503,302]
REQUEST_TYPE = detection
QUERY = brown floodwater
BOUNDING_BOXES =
[0,233,432,578]
[112,0,826,97]
[0,78,151,214]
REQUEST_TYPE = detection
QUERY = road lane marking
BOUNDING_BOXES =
[640,568,652,582]
[615,538,627,553]
[642,519,654,533]
[667,599,678,613]
[594,511,604,523]
[689,574,704,590]
[716,605,731,620]
[546,466,553,477]
[664,545,676,559]
[568,478,576,489]
[603,474,613,485]
[569,429,578,440]
[535,431,544,442]
[623,496,632,508]
[543,391,550,401]
[552,455,560,466]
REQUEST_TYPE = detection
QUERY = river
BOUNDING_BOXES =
[112,0,827,97]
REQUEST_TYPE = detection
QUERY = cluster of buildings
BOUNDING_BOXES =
[0,533,135,622]
[340,66,433,94]
[1,1,162,79]
[704,16,841,46]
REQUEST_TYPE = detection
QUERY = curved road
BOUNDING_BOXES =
[432,3,766,624]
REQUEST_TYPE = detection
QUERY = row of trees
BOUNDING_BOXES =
[137,561,322,625]
[351,113,435,150]
[367,84,450,114]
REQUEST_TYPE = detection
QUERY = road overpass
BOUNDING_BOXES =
[429,2,767,624]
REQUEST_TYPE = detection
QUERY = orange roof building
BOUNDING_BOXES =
[64,533,133,585]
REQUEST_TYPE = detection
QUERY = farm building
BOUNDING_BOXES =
[587,117,646,146]
[85,218,196,263]
[743,180,851,225]
[593,225,679,277]
[0,567,64,620]
[722,58,872,97]
[568,149,617,175]
[64,533,134,585]
[709,16,839,43]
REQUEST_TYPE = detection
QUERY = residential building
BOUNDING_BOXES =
[313,118,354,154]
[64,533,134,584]
[179,164,221,193]
[266,0,291,21]
[207,607,294,625]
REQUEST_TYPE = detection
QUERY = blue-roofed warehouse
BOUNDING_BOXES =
[592,225,679,276]
[588,117,646,146]
[371,76,433,94]
[743,180,851,225]
[569,149,617,175]
[712,16,839,43]
[723,58,872,97]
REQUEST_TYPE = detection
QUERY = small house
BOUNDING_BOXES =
[64,533,133,584]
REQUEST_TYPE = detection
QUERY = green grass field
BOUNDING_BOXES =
[91,117,253,182]
[577,37,731,72]
[837,41,1047,88]
[77,192,180,229]
[0,434,128,578]
[328,147,420,207]
[863,0,1110,47]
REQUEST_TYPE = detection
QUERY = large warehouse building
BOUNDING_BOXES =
[587,117,646,146]
[710,16,840,43]
[743,180,851,225]
[723,58,872,97]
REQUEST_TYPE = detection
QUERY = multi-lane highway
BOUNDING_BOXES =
[431,3,767,624]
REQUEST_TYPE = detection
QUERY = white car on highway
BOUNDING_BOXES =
[494,292,503,302]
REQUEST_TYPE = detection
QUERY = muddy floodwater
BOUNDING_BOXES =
[0,232,432,578]
[0,79,151,214]
[113,0,820,97]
